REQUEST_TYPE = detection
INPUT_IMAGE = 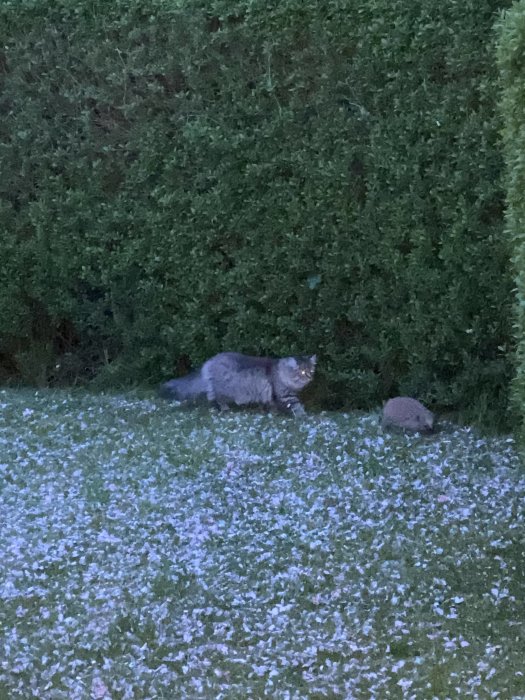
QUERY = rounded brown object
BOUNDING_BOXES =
[382,396,434,432]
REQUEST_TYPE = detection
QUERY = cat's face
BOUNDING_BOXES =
[282,355,316,389]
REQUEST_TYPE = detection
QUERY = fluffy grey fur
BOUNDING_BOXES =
[159,370,206,401]
[160,352,316,416]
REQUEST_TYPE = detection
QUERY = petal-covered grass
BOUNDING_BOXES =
[0,388,524,699]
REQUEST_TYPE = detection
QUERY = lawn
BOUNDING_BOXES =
[0,388,524,699]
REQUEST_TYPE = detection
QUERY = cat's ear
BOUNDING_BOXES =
[285,357,298,368]
[310,354,317,366]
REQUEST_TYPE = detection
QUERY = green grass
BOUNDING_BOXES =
[0,388,524,698]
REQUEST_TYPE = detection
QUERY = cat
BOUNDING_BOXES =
[381,396,434,432]
[159,352,316,416]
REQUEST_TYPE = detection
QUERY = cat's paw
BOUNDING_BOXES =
[290,404,306,417]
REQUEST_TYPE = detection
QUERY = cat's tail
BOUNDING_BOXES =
[159,369,207,401]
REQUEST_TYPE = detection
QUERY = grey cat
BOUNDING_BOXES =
[159,352,316,416]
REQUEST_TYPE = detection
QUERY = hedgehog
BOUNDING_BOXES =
[381,396,434,433]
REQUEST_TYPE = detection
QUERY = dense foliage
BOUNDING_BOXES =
[0,0,514,421]
[497,0,525,435]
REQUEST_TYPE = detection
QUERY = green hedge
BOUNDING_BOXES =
[0,0,514,423]
[497,0,525,434]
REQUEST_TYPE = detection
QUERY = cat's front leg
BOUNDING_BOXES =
[290,402,306,417]
[276,399,305,417]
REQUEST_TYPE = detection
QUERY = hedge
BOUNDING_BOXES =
[0,0,514,424]
[497,0,525,434]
